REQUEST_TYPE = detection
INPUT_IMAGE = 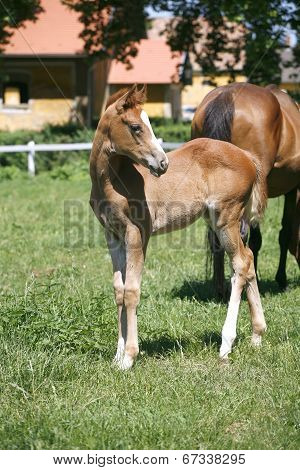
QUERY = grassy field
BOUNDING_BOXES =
[0,173,299,450]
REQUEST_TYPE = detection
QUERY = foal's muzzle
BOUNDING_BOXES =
[149,158,168,177]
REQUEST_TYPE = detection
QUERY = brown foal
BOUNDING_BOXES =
[192,82,300,295]
[90,85,267,370]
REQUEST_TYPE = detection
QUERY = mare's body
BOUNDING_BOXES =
[192,83,300,294]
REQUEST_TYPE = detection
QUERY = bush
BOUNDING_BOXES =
[0,165,24,182]
[288,89,300,103]
[49,160,88,181]
[151,118,190,142]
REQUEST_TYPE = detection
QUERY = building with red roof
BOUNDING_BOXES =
[0,0,97,130]
[0,5,249,130]
[0,1,182,130]
[2,2,296,131]
[108,39,182,118]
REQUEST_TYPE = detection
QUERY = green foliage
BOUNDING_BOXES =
[49,160,88,181]
[0,176,299,449]
[65,1,300,85]
[289,89,300,103]
[0,0,43,50]
[0,165,24,181]
[161,0,300,86]
[151,118,190,142]
[63,0,149,66]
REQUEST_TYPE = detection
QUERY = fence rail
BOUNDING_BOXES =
[0,140,182,175]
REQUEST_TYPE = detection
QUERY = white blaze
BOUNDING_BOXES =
[140,110,168,158]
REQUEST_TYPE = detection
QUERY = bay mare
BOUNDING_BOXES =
[192,83,300,296]
[90,85,266,370]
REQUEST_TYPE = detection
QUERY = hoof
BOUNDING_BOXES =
[219,346,231,362]
[119,354,134,371]
[219,356,230,366]
[275,272,287,291]
[251,333,262,347]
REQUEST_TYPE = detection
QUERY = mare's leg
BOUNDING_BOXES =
[289,189,300,268]
[275,189,297,289]
[249,225,262,275]
[106,232,126,365]
[208,228,226,300]
[218,224,266,360]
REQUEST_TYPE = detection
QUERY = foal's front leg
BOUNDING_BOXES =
[107,225,146,370]
[106,232,126,365]
[121,224,146,370]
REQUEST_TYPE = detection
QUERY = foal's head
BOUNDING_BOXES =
[102,85,169,177]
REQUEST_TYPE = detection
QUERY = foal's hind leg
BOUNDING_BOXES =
[218,224,266,360]
[244,245,267,346]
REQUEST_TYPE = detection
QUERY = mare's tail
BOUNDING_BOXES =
[201,89,235,142]
[201,89,235,293]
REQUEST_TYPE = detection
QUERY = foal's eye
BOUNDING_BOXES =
[130,124,142,134]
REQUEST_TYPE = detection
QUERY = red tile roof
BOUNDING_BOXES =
[108,39,181,84]
[3,0,84,55]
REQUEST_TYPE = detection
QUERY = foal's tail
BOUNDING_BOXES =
[201,89,234,142]
[245,153,268,226]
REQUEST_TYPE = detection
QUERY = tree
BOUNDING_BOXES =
[64,0,300,85]
[62,0,149,67]
[157,0,300,85]
[0,0,43,51]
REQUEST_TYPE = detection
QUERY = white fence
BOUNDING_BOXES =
[0,141,182,175]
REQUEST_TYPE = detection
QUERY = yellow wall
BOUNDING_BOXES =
[109,83,167,117]
[0,60,87,130]
[0,99,74,131]
[143,102,165,117]
[182,74,246,107]
[280,82,300,92]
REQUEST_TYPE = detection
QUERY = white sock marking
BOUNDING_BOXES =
[220,274,241,358]
[114,337,125,365]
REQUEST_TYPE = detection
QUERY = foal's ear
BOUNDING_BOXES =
[139,84,147,102]
[116,83,147,113]
[115,84,137,113]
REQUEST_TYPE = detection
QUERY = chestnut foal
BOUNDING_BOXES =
[90,85,267,370]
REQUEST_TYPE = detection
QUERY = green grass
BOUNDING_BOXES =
[0,174,299,450]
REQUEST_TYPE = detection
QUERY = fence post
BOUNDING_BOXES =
[27,141,35,176]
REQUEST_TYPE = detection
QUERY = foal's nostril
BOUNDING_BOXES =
[159,160,168,171]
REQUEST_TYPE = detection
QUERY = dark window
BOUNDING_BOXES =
[2,81,29,105]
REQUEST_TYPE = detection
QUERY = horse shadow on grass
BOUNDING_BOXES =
[140,335,188,357]
[171,276,296,303]
[140,331,224,358]
[171,279,227,303]
[258,277,299,295]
